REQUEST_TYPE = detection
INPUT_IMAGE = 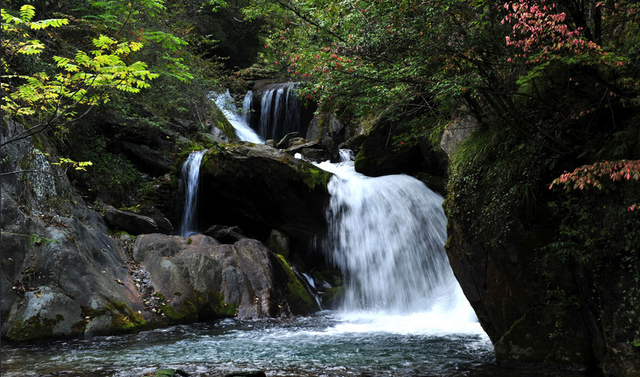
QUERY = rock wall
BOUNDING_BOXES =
[443,126,640,376]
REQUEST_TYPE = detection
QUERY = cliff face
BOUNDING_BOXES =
[443,127,640,376]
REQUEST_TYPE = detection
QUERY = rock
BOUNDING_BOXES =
[132,234,318,319]
[285,141,332,162]
[103,205,161,235]
[138,206,174,233]
[439,104,478,158]
[121,141,173,176]
[307,113,347,161]
[198,143,331,248]
[203,225,246,244]
[223,371,266,377]
[276,132,304,149]
[354,120,444,179]
[266,229,290,258]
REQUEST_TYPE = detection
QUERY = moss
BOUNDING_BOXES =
[108,301,147,333]
[191,290,237,319]
[6,314,63,342]
[154,291,166,301]
[160,290,236,324]
[299,164,332,191]
[276,255,319,314]
[160,301,198,323]
[322,286,345,310]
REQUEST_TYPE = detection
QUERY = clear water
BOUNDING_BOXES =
[0,312,494,377]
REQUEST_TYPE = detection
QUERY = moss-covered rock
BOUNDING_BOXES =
[445,123,640,375]
[275,255,319,315]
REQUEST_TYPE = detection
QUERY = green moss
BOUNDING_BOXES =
[322,287,345,310]
[191,290,237,319]
[299,164,332,191]
[160,290,236,324]
[276,255,319,314]
[107,301,147,333]
[160,301,198,323]
[6,314,63,342]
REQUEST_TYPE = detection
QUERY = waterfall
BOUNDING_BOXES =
[212,91,263,143]
[257,83,302,141]
[242,90,253,126]
[317,155,476,322]
[179,150,206,237]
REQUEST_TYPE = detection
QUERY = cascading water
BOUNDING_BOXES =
[179,150,206,237]
[242,90,253,126]
[213,90,263,143]
[257,83,302,141]
[317,154,478,331]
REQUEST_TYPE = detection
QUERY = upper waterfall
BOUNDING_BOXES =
[212,90,263,143]
[257,83,303,141]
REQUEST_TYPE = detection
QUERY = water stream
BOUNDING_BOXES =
[179,150,206,237]
[213,91,264,144]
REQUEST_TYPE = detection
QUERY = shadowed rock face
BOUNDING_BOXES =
[198,143,332,247]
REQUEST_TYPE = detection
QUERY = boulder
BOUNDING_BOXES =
[103,205,162,235]
[121,141,173,176]
[439,104,478,158]
[203,225,246,244]
[354,120,444,179]
[198,143,331,247]
[0,120,317,343]
[132,233,318,319]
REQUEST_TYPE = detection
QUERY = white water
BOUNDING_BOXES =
[317,154,480,334]
[179,150,206,237]
[242,90,253,126]
[213,90,263,143]
[257,83,301,141]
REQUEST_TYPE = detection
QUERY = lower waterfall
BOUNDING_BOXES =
[317,155,477,331]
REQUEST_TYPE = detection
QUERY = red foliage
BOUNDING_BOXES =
[550,160,640,211]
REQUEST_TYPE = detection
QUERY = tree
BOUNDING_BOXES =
[1,4,159,148]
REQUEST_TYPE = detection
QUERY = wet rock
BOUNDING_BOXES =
[223,371,266,377]
[103,205,161,235]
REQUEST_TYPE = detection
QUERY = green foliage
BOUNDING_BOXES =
[545,183,640,347]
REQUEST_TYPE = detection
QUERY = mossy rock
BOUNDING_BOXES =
[276,255,319,314]
[322,287,345,310]
[108,301,147,333]
[6,314,64,342]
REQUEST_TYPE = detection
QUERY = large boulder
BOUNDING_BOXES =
[198,143,332,248]
[132,234,318,319]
